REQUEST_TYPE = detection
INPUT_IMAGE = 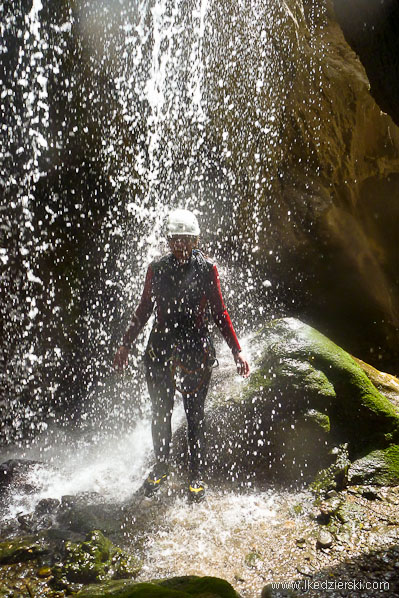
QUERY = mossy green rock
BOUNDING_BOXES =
[76,575,240,598]
[160,576,240,597]
[310,444,351,494]
[256,318,399,440]
[53,530,141,587]
[204,318,399,484]
[348,445,399,485]
[0,536,48,564]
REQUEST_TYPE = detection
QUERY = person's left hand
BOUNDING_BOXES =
[234,351,250,378]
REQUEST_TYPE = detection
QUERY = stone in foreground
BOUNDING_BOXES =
[75,575,240,597]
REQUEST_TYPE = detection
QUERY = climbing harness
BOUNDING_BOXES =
[170,348,211,395]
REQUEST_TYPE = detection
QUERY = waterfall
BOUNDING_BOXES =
[0,0,308,490]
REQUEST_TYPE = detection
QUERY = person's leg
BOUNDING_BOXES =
[146,362,175,472]
[181,365,212,481]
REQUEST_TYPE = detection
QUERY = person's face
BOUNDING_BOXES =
[168,235,197,264]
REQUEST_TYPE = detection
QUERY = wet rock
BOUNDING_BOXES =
[37,566,52,578]
[244,550,262,568]
[43,527,85,543]
[311,445,351,495]
[17,513,35,532]
[335,501,365,526]
[321,496,342,515]
[0,536,49,564]
[75,579,136,597]
[60,492,105,509]
[57,503,121,536]
[0,460,42,496]
[230,1,399,365]
[205,0,399,365]
[159,576,241,597]
[301,551,314,562]
[315,494,343,524]
[360,487,382,501]
[35,498,61,515]
[316,530,334,549]
[52,529,141,588]
[348,446,399,486]
[335,526,352,544]
[0,519,19,539]
[15,510,57,536]
[198,318,399,486]
[351,358,399,409]
[296,564,314,576]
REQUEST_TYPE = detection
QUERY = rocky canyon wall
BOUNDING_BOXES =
[213,0,399,368]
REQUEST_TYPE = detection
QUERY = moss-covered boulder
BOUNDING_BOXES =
[0,536,48,565]
[200,318,399,485]
[75,575,240,598]
[159,575,240,597]
[53,530,141,588]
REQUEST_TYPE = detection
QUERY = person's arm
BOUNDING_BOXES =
[113,266,154,370]
[208,264,250,377]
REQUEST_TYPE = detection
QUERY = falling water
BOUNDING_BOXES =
[1,0,300,441]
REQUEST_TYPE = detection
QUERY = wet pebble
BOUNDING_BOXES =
[296,564,313,576]
[37,566,52,578]
[316,530,334,549]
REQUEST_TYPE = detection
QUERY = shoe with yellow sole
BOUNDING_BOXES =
[143,469,168,497]
[188,479,206,503]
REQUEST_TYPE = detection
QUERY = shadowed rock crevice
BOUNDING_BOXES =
[333,0,399,127]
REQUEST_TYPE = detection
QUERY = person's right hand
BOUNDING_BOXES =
[234,351,250,378]
[113,346,129,371]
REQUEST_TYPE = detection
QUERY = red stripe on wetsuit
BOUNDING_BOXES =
[122,262,241,354]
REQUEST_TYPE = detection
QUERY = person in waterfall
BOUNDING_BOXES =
[113,208,250,502]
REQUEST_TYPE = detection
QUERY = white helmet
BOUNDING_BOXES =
[166,208,200,237]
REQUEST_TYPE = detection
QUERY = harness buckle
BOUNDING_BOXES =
[148,347,157,361]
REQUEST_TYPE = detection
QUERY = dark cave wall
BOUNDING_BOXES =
[333,0,399,127]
